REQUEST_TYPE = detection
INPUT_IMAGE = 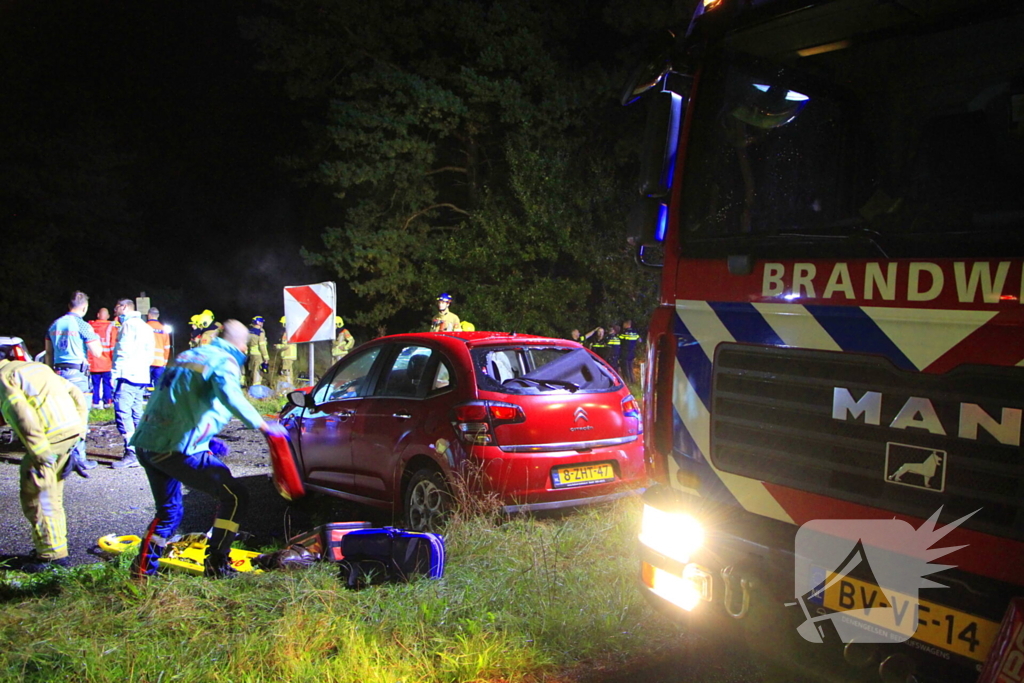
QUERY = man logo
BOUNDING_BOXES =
[885,443,947,492]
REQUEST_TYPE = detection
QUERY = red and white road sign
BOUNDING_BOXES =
[283,282,336,343]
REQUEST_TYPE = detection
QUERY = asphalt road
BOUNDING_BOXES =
[0,419,386,567]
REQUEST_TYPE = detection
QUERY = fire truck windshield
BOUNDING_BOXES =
[677,9,1024,259]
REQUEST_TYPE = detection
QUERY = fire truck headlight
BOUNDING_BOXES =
[639,505,704,564]
[641,561,709,611]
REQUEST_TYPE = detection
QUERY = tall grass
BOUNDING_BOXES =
[0,498,672,683]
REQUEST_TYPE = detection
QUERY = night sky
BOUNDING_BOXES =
[2,0,327,350]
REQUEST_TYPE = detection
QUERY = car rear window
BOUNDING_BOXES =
[471,346,620,395]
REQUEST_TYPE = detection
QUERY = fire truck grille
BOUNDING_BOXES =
[710,343,1024,542]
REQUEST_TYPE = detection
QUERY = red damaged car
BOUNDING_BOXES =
[275,331,646,530]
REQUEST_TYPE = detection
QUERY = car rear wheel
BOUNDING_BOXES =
[404,468,450,532]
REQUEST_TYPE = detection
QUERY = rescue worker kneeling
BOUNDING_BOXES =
[130,320,282,579]
[0,343,89,572]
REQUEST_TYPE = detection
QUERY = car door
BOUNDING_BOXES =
[349,344,457,501]
[294,346,383,492]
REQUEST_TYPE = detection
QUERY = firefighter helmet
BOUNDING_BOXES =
[252,316,265,325]
[461,321,476,331]
[279,316,286,324]
[335,316,345,328]
[437,292,453,303]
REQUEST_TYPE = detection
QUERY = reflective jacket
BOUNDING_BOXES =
[275,340,297,361]
[88,319,117,373]
[618,328,641,360]
[0,359,88,461]
[332,328,355,359]
[113,311,156,384]
[147,320,171,367]
[131,338,264,457]
[430,311,461,333]
[247,328,269,364]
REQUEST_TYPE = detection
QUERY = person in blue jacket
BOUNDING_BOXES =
[130,319,283,578]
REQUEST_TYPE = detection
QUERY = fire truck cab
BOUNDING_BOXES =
[627,1,1024,681]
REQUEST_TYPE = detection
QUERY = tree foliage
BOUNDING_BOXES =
[244,0,667,335]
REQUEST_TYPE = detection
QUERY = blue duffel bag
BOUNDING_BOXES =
[338,527,445,589]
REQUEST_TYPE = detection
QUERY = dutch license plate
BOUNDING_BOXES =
[823,574,1000,662]
[552,463,615,488]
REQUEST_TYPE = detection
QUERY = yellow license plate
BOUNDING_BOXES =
[552,463,615,488]
[823,574,1000,662]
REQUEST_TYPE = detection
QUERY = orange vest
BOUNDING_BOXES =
[88,320,117,373]
[147,320,171,367]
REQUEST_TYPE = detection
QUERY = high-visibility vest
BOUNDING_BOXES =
[88,320,117,373]
[148,320,171,367]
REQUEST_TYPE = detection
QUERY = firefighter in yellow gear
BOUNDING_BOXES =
[275,316,297,384]
[245,316,270,386]
[188,313,204,348]
[430,293,462,332]
[332,316,355,363]
[191,310,218,347]
[0,343,89,572]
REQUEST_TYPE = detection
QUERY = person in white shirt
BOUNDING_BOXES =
[110,298,155,469]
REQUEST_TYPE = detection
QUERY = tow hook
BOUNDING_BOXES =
[721,565,756,619]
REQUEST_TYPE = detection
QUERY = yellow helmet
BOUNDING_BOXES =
[199,309,214,328]
[461,321,476,331]
[280,316,286,324]
[189,313,204,328]
[335,316,345,328]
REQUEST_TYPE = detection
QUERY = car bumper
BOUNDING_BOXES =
[466,437,646,508]
[501,487,643,514]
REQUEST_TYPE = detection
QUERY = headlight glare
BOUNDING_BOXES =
[639,505,704,564]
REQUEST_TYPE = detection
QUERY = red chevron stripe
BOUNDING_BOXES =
[924,309,1024,374]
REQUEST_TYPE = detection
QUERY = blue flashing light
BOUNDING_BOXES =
[753,83,771,92]
[661,89,684,191]
[785,90,809,102]
[655,203,669,242]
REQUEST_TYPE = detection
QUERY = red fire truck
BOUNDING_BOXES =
[625,0,1024,681]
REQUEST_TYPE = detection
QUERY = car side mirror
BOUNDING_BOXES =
[287,390,310,408]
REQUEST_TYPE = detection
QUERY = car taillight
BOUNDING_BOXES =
[452,401,525,445]
[621,395,640,419]
[618,395,643,432]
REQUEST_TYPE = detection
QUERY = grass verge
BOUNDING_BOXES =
[0,497,673,683]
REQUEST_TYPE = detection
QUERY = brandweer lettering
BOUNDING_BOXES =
[761,261,1019,303]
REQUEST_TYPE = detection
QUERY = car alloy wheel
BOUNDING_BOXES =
[404,469,450,532]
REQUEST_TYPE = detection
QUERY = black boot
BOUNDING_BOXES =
[203,551,239,579]
[21,551,72,573]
